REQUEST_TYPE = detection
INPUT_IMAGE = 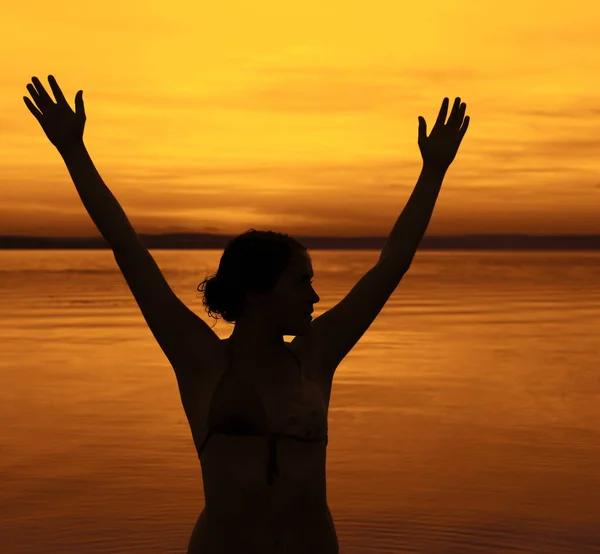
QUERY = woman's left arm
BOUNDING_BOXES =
[301,98,470,382]
[379,96,470,271]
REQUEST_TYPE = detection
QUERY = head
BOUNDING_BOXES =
[197,229,320,346]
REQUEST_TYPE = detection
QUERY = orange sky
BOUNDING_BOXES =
[3,0,600,238]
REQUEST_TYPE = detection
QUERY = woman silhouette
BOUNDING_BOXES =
[24,75,469,553]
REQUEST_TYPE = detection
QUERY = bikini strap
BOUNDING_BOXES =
[197,428,214,458]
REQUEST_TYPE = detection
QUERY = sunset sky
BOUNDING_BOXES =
[3,0,600,239]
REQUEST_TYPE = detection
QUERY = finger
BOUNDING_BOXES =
[31,76,54,106]
[26,83,43,108]
[74,90,86,117]
[47,75,67,105]
[451,101,467,129]
[434,97,449,128]
[458,115,470,140]
[447,97,461,126]
[418,116,427,142]
[23,96,43,123]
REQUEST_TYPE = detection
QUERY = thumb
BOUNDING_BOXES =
[418,116,427,142]
[75,90,85,117]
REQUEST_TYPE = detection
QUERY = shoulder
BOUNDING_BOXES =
[171,335,227,388]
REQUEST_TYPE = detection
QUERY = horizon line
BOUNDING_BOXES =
[4,232,600,239]
[2,233,600,252]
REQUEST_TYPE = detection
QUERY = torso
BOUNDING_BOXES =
[173,336,338,554]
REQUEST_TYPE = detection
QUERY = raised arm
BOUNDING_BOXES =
[378,96,470,269]
[24,75,141,248]
[23,75,220,375]
[302,97,470,387]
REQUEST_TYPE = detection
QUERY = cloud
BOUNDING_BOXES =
[91,65,480,115]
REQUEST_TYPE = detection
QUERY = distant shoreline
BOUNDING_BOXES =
[2,234,600,250]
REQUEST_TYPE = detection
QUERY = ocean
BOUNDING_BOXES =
[1,249,598,553]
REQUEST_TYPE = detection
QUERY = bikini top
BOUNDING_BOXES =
[196,339,328,485]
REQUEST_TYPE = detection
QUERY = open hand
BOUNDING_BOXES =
[418,97,470,172]
[23,75,86,153]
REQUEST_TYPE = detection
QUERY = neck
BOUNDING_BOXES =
[228,328,287,357]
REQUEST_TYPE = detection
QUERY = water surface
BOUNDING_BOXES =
[1,250,599,553]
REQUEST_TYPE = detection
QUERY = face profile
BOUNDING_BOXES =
[269,249,319,335]
[242,248,319,338]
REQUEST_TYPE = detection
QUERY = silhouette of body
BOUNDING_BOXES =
[24,75,469,553]
[185,336,337,553]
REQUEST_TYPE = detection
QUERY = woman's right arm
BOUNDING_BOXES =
[24,75,135,249]
[60,141,221,372]
[23,75,221,374]
[59,142,138,250]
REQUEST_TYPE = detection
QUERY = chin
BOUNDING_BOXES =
[297,320,312,335]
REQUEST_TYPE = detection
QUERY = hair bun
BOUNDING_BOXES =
[207,275,222,294]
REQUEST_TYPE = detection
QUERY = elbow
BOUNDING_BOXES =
[376,256,411,281]
[377,254,412,276]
